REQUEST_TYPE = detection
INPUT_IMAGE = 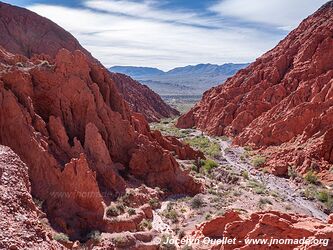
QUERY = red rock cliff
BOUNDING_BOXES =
[177,1,333,179]
[0,6,202,239]
[192,210,333,250]
[110,73,179,122]
[0,145,63,249]
[0,1,178,122]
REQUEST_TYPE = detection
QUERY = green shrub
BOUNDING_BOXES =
[127,208,136,215]
[251,155,266,168]
[139,219,152,231]
[288,166,298,179]
[113,236,129,247]
[205,214,212,220]
[247,180,266,195]
[258,198,272,208]
[191,195,204,209]
[242,170,249,180]
[303,186,316,200]
[53,233,70,243]
[163,209,179,223]
[220,135,229,141]
[200,159,218,173]
[317,190,330,203]
[86,230,101,243]
[116,203,126,213]
[304,171,318,184]
[184,136,220,158]
[106,206,120,217]
[148,198,160,209]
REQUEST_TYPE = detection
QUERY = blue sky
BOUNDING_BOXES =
[6,0,328,70]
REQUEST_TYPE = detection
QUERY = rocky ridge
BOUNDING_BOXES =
[177,1,333,181]
[191,210,333,249]
[0,1,177,122]
[0,37,201,241]
[0,145,63,249]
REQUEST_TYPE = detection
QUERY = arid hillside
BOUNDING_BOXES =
[0,2,178,122]
[177,1,333,181]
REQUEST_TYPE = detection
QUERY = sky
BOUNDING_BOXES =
[6,0,328,70]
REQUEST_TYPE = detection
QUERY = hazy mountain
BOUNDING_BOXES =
[109,63,249,96]
[109,66,164,77]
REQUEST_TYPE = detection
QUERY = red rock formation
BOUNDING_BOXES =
[0,145,63,249]
[0,45,201,240]
[192,210,333,250]
[0,1,178,122]
[177,1,333,180]
[110,73,179,122]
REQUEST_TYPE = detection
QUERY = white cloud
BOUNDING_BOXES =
[84,0,219,27]
[210,0,327,30]
[27,2,289,70]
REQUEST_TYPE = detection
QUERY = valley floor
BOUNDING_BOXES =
[149,119,332,249]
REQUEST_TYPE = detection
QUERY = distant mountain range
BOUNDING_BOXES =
[109,63,249,96]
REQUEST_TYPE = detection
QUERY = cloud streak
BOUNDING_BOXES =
[209,0,327,30]
[25,0,326,70]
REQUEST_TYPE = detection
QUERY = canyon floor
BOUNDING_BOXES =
[147,119,332,249]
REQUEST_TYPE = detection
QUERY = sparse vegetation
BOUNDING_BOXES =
[191,195,204,209]
[86,230,101,243]
[148,198,160,209]
[220,135,229,141]
[106,205,120,217]
[113,236,129,247]
[317,190,329,203]
[139,219,152,231]
[205,213,212,220]
[304,171,319,185]
[33,198,44,209]
[288,166,298,179]
[258,198,272,208]
[251,155,266,168]
[242,170,249,180]
[150,119,188,138]
[53,233,70,243]
[127,208,136,215]
[184,136,220,158]
[200,159,218,173]
[247,179,266,195]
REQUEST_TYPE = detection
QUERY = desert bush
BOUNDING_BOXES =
[288,166,298,179]
[247,179,266,195]
[184,136,220,158]
[200,159,218,173]
[317,190,330,203]
[205,214,212,220]
[163,209,179,223]
[242,170,249,180]
[258,198,272,208]
[139,219,152,231]
[191,195,204,209]
[148,198,160,209]
[53,233,70,243]
[113,236,129,247]
[86,230,101,243]
[220,135,229,141]
[304,171,318,184]
[127,208,136,215]
[106,206,120,217]
[251,155,266,168]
